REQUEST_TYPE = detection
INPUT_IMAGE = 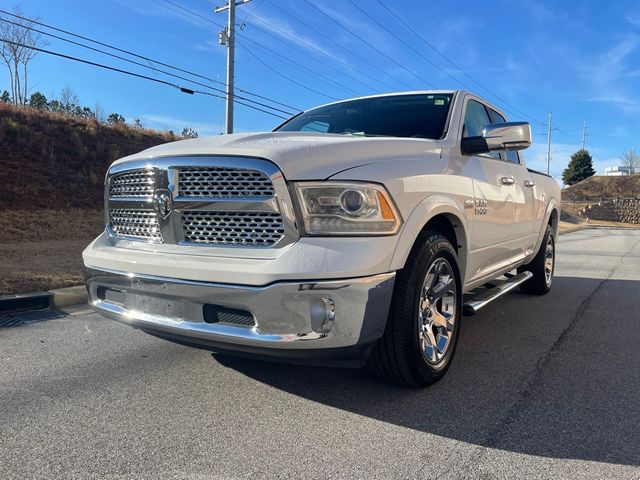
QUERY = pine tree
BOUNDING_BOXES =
[562,149,596,185]
[28,91,48,110]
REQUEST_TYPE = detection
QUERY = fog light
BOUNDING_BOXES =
[310,297,336,334]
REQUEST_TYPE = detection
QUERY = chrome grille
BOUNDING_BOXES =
[178,167,274,198]
[109,169,155,197]
[109,209,161,241]
[182,211,284,246]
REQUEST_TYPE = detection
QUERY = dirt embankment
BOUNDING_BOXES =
[562,175,640,200]
[0,102,179,210]
[0,104,182,295]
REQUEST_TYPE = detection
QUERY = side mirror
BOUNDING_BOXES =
[461,122,532,155]
[484,122,531,151]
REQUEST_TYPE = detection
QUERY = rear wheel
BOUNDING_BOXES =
[518,224,555,295]
[370,232,462,388]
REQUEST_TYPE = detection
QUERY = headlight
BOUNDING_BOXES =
[293,182,401,235]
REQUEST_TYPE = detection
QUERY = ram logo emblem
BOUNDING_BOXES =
[153,190,173,218]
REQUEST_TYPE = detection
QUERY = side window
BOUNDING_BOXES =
[505,150,520,164]
[463,100,491,138]
[463,99,500,159]
[487,108,520,164]
[300,120,330,133]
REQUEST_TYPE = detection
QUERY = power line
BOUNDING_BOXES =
[0,16,296,116]
[374,0,544,126]
[241,0,270,21]
[301,0,436,89]
[0,7,299,112]
[154,0,372,100]
[265,2,398,92]
[157,0,221,27]
[238,15,381,93]
[154,0,359,102]
[238,41,338,100]
[346,0,474,89]
[0,38,287,119]
[239,36,361,97]
[155,0,376,100]
[155,0,380,96]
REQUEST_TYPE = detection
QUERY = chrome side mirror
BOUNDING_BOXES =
[461,122,532,155]
[483,122,531,151]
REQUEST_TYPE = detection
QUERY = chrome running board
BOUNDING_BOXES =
[463,271,533,316]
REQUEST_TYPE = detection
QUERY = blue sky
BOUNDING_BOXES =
[4,0,640,178]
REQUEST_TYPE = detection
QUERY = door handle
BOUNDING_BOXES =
[524,179,536,187]
[500,176,515,185]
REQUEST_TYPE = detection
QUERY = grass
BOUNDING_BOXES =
[0,209,104,243]
[0,209,103,296]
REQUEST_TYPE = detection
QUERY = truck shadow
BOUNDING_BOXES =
[215,276,640,467]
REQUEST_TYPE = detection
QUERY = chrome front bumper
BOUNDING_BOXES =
[86,268,395,364]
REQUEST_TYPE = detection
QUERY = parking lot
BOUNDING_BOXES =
[1,228,639,479]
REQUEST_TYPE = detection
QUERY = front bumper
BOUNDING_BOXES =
[86,268,395,366]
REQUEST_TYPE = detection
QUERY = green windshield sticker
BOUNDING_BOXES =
[435,99,445,105]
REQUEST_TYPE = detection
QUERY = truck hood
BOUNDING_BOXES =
[113,132,442,179]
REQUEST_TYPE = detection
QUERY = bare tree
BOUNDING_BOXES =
[620,148,639,175]
[94,102,106,123]
[0,6,47,105]
[59,85,79,112]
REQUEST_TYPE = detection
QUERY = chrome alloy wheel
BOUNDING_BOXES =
[418,258,457,364]
[544,235,555,286]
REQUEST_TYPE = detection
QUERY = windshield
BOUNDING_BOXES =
[275,93,453,139]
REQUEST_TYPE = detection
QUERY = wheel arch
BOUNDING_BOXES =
[390,198,469,283]
[548,206,559,233]
[531,199,559,258]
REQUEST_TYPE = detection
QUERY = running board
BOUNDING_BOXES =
[463,271,533,316]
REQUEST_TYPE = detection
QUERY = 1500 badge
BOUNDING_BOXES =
[474,199,488,215]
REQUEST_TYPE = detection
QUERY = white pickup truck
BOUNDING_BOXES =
[84,90,560,387]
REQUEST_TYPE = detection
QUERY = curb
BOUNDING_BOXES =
[49,286,88,308]
[0,286,88,314]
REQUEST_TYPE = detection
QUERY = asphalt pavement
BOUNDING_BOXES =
[1,228,639,479]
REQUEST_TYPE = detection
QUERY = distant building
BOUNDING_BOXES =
[604,166,633,176]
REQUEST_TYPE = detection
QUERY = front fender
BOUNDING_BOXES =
[389,195,470,281]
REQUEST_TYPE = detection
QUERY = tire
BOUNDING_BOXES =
[370,231,462,388]
[518,224,555,295]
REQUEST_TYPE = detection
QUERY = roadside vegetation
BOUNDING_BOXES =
[0,5,204,295]
[0,99,200,295]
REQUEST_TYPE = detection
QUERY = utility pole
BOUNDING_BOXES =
[546,112,552,175]
[581,120,587,150]
[216,0,251,134]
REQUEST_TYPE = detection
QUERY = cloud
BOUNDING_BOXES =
[193,40,226,54]
[579,35,640,114]
[585,93,640,114]
[110,0,212,30]
[591,35,640,84]
[627,11,640,27]
[512,0,561,22]
[244,10,348,65]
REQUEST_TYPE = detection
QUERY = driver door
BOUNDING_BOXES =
[462,98,520,282]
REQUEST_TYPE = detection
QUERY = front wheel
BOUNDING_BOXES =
[518,224,555,295]
[370,232,462,388]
